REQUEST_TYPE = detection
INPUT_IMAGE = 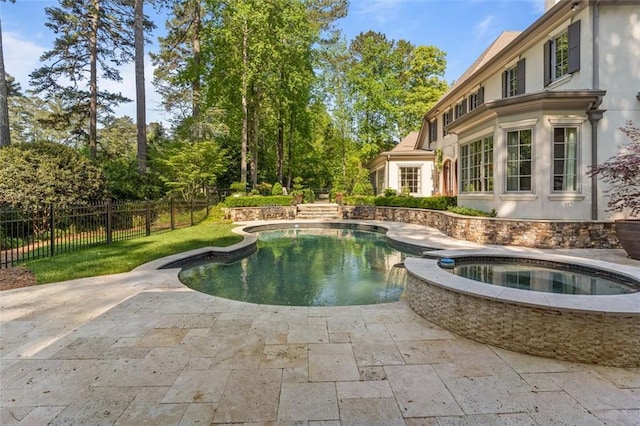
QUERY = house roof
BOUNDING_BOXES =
[390,131,420,152]
[449,31,521,91]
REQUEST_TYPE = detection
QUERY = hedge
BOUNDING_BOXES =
[373,196,457,210]
[224,195,293,207]
[344,196,376,206]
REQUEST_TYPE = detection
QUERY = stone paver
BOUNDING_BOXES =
[1,220,639,424]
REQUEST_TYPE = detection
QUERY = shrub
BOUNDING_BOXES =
[352,181,374,196]
[0,141,106,210]
[271,182,284,195]
[230,182,247,194]
[302,188,315,203]
[224,195,293,207]
[374,196,457,210]
[344,196,376,206]
[255,182,273,195]
[447,206,497,217]
[383,188,396,197]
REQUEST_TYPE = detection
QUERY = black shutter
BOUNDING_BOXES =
[478,86,485,104]
[433,118,438,142]
[568,20,581,73]
[516,58,526,95]
[544,40,551,86]
[502,71,507,98]
[462,98,467,115]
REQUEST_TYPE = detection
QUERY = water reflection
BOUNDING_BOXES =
[179,229,408,306]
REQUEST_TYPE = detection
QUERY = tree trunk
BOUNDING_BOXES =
[192,0,201,119]
[277,111,284,184]
[0,20,10,147]
[134,0,147,173]
[240,20,248,184]
[89,1,99,160]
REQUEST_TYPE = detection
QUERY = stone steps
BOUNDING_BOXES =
[296,203,340,219]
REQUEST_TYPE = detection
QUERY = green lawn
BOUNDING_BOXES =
[25,219,243,284]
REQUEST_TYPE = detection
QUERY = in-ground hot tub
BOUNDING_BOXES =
[404,250,640,367]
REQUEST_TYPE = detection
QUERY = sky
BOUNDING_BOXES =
[1,0,546,125]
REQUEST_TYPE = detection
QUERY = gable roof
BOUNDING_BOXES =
[390,131,420,152]
[450,31,521,90]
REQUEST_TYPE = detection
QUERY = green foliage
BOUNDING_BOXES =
[291,176,304,195]
[271,182,284,195]
[383,188,397,197]
[255,182,273,195]
[447,206,497,217]
[230,181,247,194]
[224,195,293,207]
[344,196,376,206]
[374,196,457,210]
[156,140,228,202]
[0,141,106,210]
[302,188,315,203]
[352,181,374,196]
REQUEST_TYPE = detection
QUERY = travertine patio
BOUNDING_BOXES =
[1,221,639,425]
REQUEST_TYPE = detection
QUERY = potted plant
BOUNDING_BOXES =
[291,176,304,204]
[589,121,640,259]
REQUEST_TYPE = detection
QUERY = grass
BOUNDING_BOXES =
[25,218,243,284]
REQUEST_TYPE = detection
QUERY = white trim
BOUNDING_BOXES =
[548,194,586,201]
[500,194,538,201]
[458,126,496,144]
[499,118,539,130]
[546,73,573,89]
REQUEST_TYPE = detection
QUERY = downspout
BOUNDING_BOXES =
[386,155,390,191]
[589,0,601,221]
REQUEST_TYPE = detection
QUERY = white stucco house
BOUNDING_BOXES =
[415,0,640,219]
[368,131,436,196]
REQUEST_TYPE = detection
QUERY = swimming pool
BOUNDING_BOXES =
[179,228,408,306]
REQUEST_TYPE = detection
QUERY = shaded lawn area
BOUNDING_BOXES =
[25,220,243,284]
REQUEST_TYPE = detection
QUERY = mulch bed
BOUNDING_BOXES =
[0,267,38,291]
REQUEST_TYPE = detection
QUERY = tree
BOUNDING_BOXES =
[134,0,148,173]
[0,141,105,210]
[0,2,15,147]
[29,0,136,158]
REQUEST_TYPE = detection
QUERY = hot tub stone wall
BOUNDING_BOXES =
[406,274,640,367]
[225,206,619,249]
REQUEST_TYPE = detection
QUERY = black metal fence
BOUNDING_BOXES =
[0,198,212,269]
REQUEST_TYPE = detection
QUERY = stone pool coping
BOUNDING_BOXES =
[405,250,640,315]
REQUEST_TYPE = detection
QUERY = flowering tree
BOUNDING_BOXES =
[589,121,640,218]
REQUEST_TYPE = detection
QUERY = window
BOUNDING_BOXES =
[553,127,578,191]
[506,129,532,191]
[502,58,525,98]
[468,87,484,112]
[460,136,493,193]
[442,110,452,137]
[428,119,438,143]
[400,167,421,194]
[454,99,467,120]
[544,21,580,86]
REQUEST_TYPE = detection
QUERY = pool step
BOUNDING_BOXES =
[296,203,341,219]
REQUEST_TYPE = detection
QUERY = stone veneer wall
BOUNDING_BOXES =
[340,206,620,249]
[406,274,640,367]
[226,206,620,249]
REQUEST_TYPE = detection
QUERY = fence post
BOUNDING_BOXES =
[106,199,113,244]
[170,197,175,230]
[49,204,55,257]
[145,199,151,236]
[190,198,194,226]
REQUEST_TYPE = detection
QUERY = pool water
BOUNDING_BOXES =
[450,262,638,295]
[179,229,408,306]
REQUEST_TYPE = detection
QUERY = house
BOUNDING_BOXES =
[368,131,436,196]
[415,0,640,220]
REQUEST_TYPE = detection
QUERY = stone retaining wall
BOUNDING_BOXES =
[406,274,640,367]
[340,206,619,249]
[226,206,620,249]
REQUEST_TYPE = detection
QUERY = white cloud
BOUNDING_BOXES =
[353,0,404,24]
[3,31,45,88]
[4,30,168,125]
[474,15,495,39]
